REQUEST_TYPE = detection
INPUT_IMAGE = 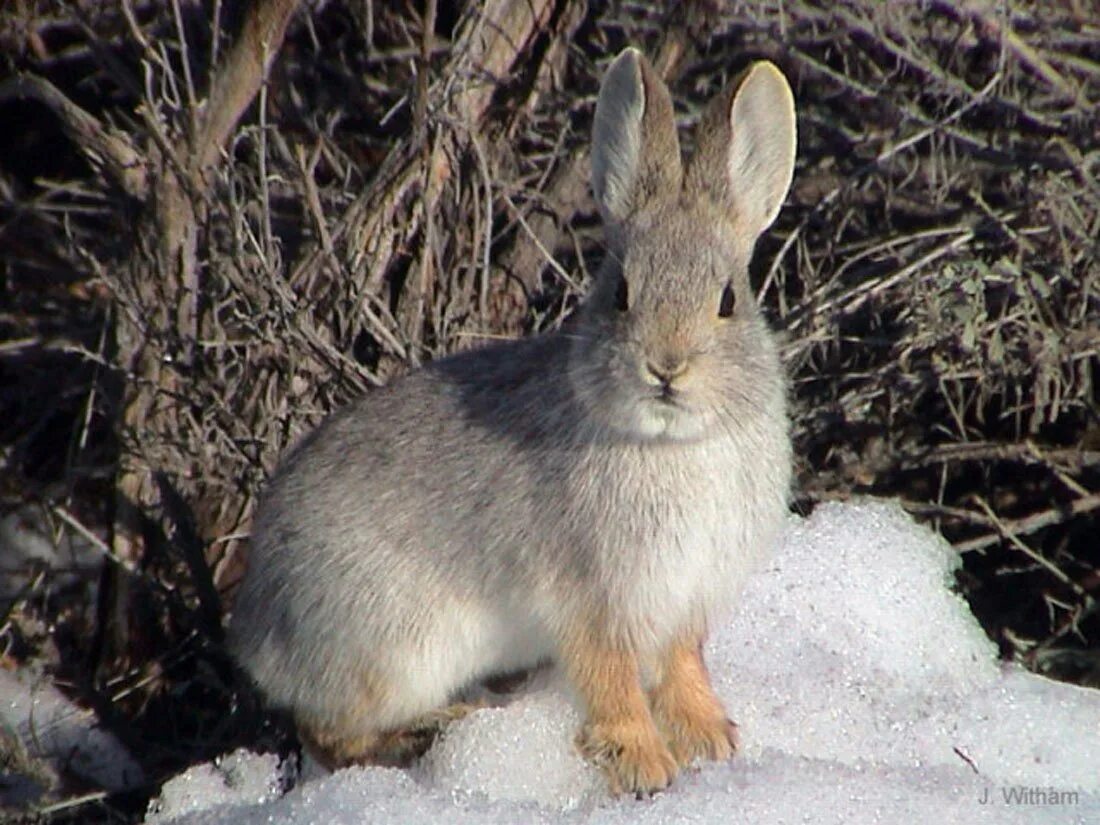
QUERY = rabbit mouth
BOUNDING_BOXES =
[654,387,680,406]
[645,388,698,421]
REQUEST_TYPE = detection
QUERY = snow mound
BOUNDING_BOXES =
[419,684,603,809]
[145,749,285,823]
[146,500,1100,824]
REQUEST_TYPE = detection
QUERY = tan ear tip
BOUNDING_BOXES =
[747,60,793,93]
[743,61,796,129]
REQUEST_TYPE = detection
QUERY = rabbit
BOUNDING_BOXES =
[227,46,797,795]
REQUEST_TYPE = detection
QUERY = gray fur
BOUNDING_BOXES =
[229,50,797,751]
[591,48,646,222]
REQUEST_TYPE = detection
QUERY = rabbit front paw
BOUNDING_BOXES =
[577,720,679,795]
[649,636,740,767]
[658,709,740,767]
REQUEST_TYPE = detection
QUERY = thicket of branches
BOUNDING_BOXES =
[0,0,1097,820]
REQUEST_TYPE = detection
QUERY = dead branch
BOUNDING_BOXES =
[954,493,1100,555]
[193,0,302,175]
[0,74,147,198]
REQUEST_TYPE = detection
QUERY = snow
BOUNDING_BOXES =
[144,750,287,824]
[1,505,143,806]
[146,500,1099,823]
[7,500,1097,822]
[0,667,145,800]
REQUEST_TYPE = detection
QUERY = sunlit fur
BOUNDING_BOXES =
[228,48,796,793]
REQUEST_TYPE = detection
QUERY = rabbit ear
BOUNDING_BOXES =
[591,48,682,225]
[686,61,796,240]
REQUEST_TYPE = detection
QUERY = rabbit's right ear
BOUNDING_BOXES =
[686,62,796,241]
[591,48,682,226]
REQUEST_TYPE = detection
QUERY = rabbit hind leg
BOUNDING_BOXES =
[297,722,384,770]
[372,700,485,764]
[298,700,484,769]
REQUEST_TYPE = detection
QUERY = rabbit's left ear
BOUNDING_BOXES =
[591,48,683,226]
[686,62,796,240]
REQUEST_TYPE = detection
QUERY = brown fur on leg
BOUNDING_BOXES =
[372,701,486,765]
[297,722,383,771]
[560,621,678,795]
[649,634,738,767]
[298,701,485,770]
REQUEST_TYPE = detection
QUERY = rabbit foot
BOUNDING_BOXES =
[659,711,739,767]
[299,700,484,770]
[374,700,486,765]
[298,725,383,771]
[577,721,678,796]
[409,699,486,731]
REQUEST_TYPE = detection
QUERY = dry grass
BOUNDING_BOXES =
[0,0,1096,820]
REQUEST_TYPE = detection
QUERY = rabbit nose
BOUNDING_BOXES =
[646,357,688,386]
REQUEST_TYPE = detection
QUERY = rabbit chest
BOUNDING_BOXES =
[552,427,789,651]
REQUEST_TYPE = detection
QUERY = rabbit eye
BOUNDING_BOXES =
[718,282,736,318]
[615,273,630,312]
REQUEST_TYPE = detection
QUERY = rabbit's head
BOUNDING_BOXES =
[568,48,796,442]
